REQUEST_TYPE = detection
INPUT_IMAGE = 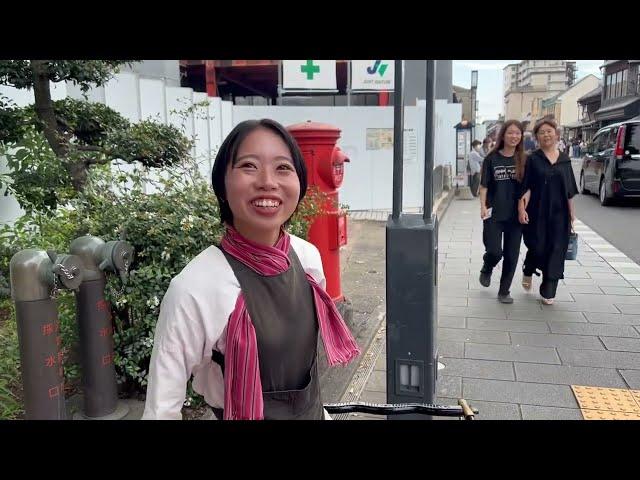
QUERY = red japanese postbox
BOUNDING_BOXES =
[287,121,349,302]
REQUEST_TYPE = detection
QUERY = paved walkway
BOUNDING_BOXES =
[345,196,640,420]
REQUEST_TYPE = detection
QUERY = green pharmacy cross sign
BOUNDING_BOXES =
[301,60,320,80]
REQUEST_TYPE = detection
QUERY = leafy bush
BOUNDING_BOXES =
[0,147,326,417]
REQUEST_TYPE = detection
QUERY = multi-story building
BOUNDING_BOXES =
[567,86,602,142]
[593,60,640,125]
[502,60,577,128]
[452,85,472,121]
[515,60,576,90]
[539,74,600,134]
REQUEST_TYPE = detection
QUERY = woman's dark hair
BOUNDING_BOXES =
[211,118,308,226]
[487,119,527,182]
[472,140,482,148]
[533,116,559,137]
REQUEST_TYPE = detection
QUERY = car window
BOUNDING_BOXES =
[606,127,618,150]
[625,123,640,155]
[587,134,598,153]
[596,130,610,152]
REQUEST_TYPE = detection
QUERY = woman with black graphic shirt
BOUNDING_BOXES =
[519,117,578,305]
[479,120,526,304]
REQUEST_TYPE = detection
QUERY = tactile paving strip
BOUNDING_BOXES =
[571,385,640,420]
[581,410,640,420]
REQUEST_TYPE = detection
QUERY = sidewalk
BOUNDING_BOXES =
[343,196,640,420]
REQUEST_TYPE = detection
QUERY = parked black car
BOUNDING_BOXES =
[579,117,640,205]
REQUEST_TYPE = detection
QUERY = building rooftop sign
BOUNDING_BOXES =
[281,60,337,92]
[350,60,394,92]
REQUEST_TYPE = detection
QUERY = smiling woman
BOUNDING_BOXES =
[518,116,579,304]
[478,120,526,304]
[142,118,361,420]
[222,126,303,246]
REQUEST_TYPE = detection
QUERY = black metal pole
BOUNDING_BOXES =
[423,60,435,219]
[392,60,404,220]
[386,59,439,420]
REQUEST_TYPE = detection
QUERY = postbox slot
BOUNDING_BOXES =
[337,213,347,247]
[328,211,348,250]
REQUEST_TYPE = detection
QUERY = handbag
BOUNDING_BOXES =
[566,228,578,260]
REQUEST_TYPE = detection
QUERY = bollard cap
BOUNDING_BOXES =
[70,236,134,282]
[52,254,84,291]
[101,240,134,273]
[9,250,84,302]
[70,235,105,281]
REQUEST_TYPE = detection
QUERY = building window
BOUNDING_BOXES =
[605,68,630,99]
[618,71,623,97]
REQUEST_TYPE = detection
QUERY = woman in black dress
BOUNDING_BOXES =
[519,117,578,304]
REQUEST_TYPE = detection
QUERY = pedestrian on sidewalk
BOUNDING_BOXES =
[478,120,526,304]
[518,117,578,304]
[468,140,484,196]
[577,137,584,158]
[482,137,492,157]
[558,137,566,154]
[142,118,360,420]
[523,131,536,155]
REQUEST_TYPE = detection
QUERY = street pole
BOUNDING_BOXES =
[471,70,478,143]
[392,60,404,220]
[347,60,352,107]
[469,70,478,189]
[277,60,283,105]
[424,61,435,218]
[386,60,439,420]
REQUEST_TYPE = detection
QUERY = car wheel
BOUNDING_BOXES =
[579,171,590,194]
[599,178,612,206]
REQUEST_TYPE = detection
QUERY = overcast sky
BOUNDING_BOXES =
[452,60,603,121]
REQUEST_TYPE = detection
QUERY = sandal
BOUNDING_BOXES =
[522,275,532,291]
[541,297,554,305]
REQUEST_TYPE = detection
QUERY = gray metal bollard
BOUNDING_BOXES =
[9,249,84,420]
[69,235,133,420]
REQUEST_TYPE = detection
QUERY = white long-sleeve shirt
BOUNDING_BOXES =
[142,234,326,420]
[468,149,484,175]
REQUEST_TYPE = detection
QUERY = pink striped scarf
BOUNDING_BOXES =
[220,226,360,420]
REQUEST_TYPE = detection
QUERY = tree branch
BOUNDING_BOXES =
[76,145,106,153]
[30,60,67,158]
[84,156,111,166]
[74,145,112,166]
[78,146,146,166]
